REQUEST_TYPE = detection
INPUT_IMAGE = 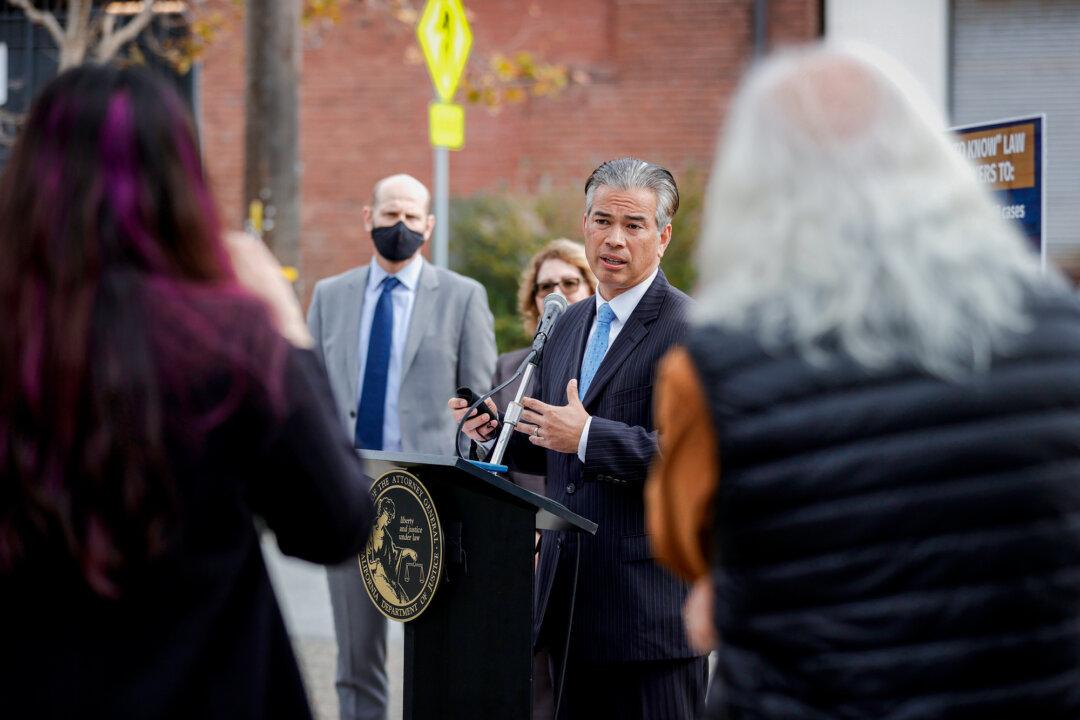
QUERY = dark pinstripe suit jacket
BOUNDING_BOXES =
[510,270,697,663]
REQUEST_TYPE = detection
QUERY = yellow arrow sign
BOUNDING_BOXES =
[417,0,473,102]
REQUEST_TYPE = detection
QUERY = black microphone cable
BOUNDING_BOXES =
[453,350,536,461]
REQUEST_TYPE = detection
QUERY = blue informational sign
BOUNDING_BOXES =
[951,115,1045,265]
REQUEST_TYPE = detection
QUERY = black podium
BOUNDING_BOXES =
[359,451,597,720]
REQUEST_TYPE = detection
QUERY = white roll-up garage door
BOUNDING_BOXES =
[951,0,1080,256]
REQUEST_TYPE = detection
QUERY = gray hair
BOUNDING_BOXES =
[693,42,1053,379]
[584,157,680,231]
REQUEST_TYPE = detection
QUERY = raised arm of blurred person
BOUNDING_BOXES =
[249,346,377,563]
[219,231,378,558]
[225,231,313,349]
[224,232,376,557]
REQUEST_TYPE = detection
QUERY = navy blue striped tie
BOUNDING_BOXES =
[355,276,400,449]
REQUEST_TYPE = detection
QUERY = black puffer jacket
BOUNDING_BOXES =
[688,292,1080,720]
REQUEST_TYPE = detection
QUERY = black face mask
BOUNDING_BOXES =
[371,221,425,262]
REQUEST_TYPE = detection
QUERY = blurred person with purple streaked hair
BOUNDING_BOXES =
[648,42,1080,718]
[0,64,375,719]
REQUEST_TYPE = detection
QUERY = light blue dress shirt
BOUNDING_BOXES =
[356,254,424,453]
[576,268,659,461]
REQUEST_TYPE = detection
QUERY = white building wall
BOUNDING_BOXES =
[824,0,950,114]
[952,0,1080,253]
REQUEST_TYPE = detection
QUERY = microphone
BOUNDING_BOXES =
[454,295,567,465]
[485,293,567,467]
[530,292,569,358]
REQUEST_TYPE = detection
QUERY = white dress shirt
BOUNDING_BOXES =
[576,268,659,461]
[356,253,424,452]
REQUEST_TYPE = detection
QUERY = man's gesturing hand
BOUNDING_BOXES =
[448,396,499,442]
[515,379,589,455]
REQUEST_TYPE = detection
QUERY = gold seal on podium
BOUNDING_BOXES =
[360,469,443,622]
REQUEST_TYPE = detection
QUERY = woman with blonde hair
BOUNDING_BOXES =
[515,239,598,344]
[490,239,597,493]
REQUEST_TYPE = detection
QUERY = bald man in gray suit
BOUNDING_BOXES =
[307,173,496,720]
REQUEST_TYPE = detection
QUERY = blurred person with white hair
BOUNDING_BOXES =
[646,43,1080,718]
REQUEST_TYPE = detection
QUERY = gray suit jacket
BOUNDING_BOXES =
[307,260,496,455]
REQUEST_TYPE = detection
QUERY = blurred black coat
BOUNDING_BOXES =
[689,291,1080,719]
[0,348,375,720]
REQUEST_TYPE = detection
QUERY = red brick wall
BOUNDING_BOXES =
[199,0,820,300]
[199,4,245,233]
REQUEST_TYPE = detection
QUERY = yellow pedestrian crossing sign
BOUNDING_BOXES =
[417,0,473,103]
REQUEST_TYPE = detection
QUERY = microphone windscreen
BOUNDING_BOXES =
[543,292,568,315]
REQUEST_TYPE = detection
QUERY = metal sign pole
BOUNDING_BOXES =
[433,143,449,267]
[418,0,471,268]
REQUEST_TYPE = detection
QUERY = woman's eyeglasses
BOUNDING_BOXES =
[535,277,583,296]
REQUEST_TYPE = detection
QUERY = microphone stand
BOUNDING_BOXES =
[489,359,538,467]
[453,350,533,462]
[455,292,565,466]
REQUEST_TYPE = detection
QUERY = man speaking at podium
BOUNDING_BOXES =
[309,173,496,720]
[451,158,705,718]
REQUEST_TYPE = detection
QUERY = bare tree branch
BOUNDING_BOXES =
[138,23,172,65]
[95,1,159,64]
[58,0,95,69]
[92,11,117,49]
[9,0,66,48]
[65,0,89,42]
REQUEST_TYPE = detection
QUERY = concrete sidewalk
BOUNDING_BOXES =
[262,535,403,720]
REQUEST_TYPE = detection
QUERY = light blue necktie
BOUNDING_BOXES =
[355,276,400,449]
[579,303,616,399]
